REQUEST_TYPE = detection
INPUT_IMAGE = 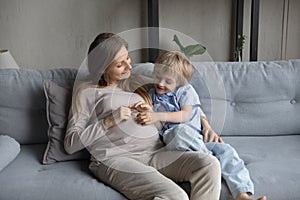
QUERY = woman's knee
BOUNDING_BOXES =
[208,155,221,174]
[156,188,189,200]
[194,153,221,178]
[206,155,222,186]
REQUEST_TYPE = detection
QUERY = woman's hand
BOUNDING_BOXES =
[201,117,223,143]
[129,101,152,112]
[103,106,132,129]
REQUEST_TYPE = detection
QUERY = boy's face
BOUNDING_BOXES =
[153,70,177,94]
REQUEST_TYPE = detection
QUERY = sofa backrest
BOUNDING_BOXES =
[0,68,77,144]
[191,59,300,136]
[133,60,300,136]
[1,60,300,145]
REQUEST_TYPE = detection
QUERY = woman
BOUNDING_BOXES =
[64,32,221,200]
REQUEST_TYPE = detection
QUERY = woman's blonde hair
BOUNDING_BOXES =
[154,51,194,86]
[119,74,152,106]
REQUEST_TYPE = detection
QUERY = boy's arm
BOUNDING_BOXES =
[153,105,192,123]
[199,107,223,143]
[136,105,192,125]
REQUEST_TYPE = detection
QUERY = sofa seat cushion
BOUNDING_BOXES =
[0,138,299,200]
[220,135,300,200]
[0,144,127,200]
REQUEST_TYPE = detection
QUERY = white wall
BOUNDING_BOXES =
[160,0,300,62]
[243,0,299,61]
[159,0,234,62]
[257,0,300,61]
[285,0,300,60]
[0,0,299,69]
[0,0,147,69]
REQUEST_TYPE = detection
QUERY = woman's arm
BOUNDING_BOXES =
[64,117,107,154]
[64,106,132,154]
[64,85,133,154]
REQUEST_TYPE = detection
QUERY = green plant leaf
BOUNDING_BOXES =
[184,44,206,57]
[173,35,184,51]
[173,34,206,58]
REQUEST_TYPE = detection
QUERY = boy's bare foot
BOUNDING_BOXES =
[236,192,267,200]
[257,196,267,200]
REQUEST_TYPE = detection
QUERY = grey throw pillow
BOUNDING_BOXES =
[42,80,89,164]
[0,135,20,172]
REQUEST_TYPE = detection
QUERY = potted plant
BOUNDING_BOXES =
[235,34,247,62]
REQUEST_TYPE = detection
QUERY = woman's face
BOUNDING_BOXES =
[105,46,132,85]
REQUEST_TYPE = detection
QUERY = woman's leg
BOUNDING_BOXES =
[89,157,189,200]
[150,150,221,200]
[206,142,254,199]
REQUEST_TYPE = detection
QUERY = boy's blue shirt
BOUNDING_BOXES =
[149,84,202,136]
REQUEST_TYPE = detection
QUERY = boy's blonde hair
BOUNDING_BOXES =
[154,51,194,86]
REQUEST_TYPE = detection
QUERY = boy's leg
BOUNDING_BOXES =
[89,157,189,200]
[163,124,210,153]
[206,142,254,198]
[150,150,221,200]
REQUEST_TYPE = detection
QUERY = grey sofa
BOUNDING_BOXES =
[0,60,299,200]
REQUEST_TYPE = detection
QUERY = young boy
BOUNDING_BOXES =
[133,51,266,200]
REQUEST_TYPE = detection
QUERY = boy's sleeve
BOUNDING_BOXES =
[177,84,201,107]
[198,107,207,118]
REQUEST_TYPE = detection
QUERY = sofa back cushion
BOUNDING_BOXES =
[0,68,77,144]
[1,60,300,145]
[133,60,300,136]
[191,59,300,136]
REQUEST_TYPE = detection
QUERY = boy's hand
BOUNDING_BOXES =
[201,117,223,143]
[136,111,158,125]
[129,101,152,112]
[202,127,223,143]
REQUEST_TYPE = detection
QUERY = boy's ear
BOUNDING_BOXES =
[177,76,187,87]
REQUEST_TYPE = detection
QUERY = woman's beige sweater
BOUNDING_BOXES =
[64,87,163,162]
